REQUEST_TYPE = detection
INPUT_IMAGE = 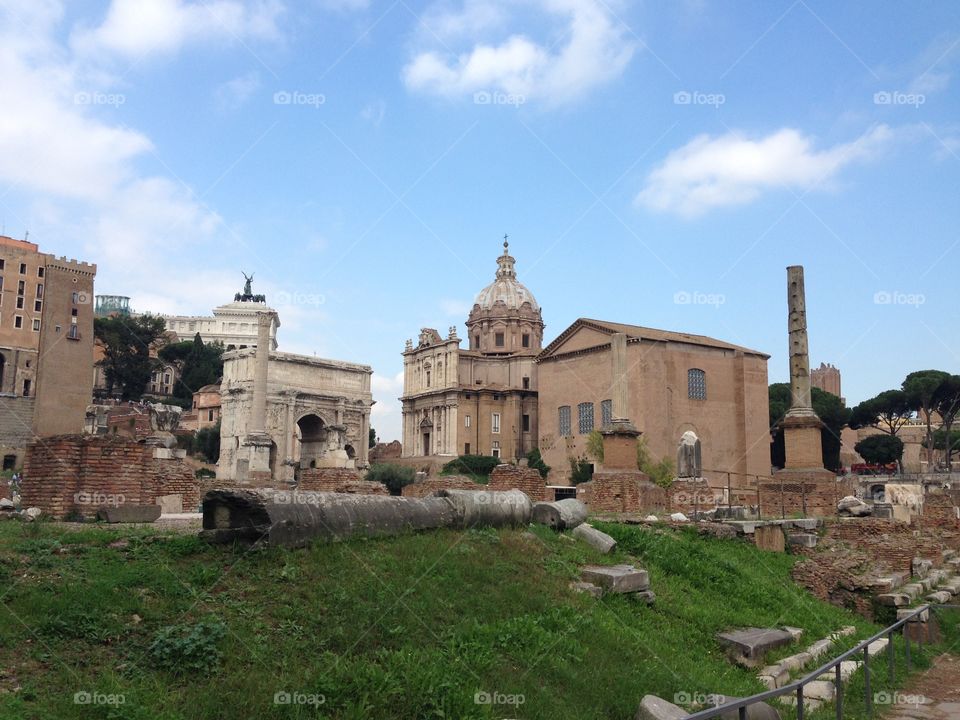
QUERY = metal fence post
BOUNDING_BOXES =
[887,630,895,683]
[796,686,804,720]
[905,625,911,670]
[864,646,872,717]
[835,664,843,720]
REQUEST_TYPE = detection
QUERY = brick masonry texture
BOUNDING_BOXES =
[401,475,481,498]
[577,471,668,513]
[21,435,200,518]
[297,468,388,495]
[487,464,548,501]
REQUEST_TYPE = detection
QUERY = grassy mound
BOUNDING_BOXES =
[0,519,947,719]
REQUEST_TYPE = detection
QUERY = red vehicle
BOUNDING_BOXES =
[850,462,897,476]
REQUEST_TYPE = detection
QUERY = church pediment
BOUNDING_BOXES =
[538,320,616,360]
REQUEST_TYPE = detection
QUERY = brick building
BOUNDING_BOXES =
[0,235,96,469]
[401,240,541,460]
[537,318,770,485]
[811,362,843,402]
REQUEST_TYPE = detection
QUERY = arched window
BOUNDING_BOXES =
[688,368,706,400]
[577,402,594,434]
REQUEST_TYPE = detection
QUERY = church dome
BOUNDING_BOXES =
[473,240,540,312]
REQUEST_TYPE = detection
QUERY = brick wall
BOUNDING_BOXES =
[577,470,667,513]
[758,475,857,517]
[297,468,387,495]
[488,464,548,501]
[21,435,200,518]
[667,479,722,514]
[401,475,481,498]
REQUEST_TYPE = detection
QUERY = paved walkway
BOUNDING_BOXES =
[883,653,960,719]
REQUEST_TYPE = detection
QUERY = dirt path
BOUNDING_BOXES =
[883,653,960,719]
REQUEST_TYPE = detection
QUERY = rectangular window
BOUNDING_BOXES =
[34,300,41,312]
[14,315,23,329]
[558,406,571,436]
[71,308,78,317]
[464,443,471,455]
[37,267,44,278]
[18,263,26,274]
[465,415,471,428]
[601,399,613,427]
[492,441,500,458]
[522,414,530,432]
[0,276,4,292]
[492,413,501,434]
[35,283,42,298]
[17,280,24,295]
[32,318,40,331]
[474,335,480,350]
[67,324,80,340]
[688,369,707,400]
[522,377,530,390]
[207,410,214,421]
[522,334,530,348]
[0,259,4,270]
[495,332,505,347]
[22,379,31,396]
[578,402,595,434]
[16,297,23,310]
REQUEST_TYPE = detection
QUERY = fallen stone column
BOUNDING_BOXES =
[531,499,588,531]
[572,523,616,553]
[200,489,458,547]
[434,489,532,529]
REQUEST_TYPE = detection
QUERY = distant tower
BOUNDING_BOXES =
[811,362,843,404]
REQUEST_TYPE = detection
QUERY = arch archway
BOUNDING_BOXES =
[297,414,327,468]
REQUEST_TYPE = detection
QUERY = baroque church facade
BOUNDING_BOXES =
[400,241,542,460]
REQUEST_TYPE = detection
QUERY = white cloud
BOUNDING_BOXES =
[403,0,635,106]
[636,126,895,217]
[71,0,284,59]
[215,71,261,110]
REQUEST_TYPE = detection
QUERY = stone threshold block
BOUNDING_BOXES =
[580,564,650,594]
[717,628,795,668]
[97,505,162,523]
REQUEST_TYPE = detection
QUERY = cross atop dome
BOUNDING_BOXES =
[496,234,516,280]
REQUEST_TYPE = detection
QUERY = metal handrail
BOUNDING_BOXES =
[685,604,959,720]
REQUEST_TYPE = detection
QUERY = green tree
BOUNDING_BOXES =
[924,428,960,467]
[158,333,224,403]
[933,375,960,470]
[849,389,913,436]
[194,423,221,464]
[94,314,168,401]
[369,427,377,449]
[525,448,551,479]
[768,384,851,471]
[903,370,950,468]
[854,434,904,466]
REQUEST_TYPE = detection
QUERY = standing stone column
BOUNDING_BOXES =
[250,313,272,433]
[611,332,630,423]
[781,266,825,470]
[360,407,370,467]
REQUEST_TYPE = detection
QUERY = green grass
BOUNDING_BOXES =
[0,519,951,719]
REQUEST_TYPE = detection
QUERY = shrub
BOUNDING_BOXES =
[585,431,605,462]
[569,457,594,485]
[525,448,551,478]
[637,436,675,488]
[441,455,501,477]
[148,619,226,675]
[366,464,416,495]
[195,468,216,479]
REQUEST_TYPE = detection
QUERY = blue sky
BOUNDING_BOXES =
[1,0,957,442]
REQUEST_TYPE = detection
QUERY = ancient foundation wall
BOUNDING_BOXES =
[488,465,548,502]
[576,471,667,513]
[21,435,200,518]
[401,476,480,498]
[297,468,387,495]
